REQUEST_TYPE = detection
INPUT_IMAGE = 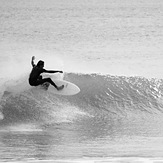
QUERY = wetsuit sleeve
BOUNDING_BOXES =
[31,60,36,67]
[42,69,61,73]
[42,69,46,73]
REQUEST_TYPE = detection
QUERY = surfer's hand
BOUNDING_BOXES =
[59,71,63,73]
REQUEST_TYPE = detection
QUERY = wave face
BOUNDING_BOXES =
[0,73,163,127]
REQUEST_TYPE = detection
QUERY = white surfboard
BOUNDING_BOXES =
[40,79,80,96]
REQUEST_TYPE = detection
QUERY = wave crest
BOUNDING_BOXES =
[0,73,163,127]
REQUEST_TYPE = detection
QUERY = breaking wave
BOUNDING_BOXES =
[0,73,163,128]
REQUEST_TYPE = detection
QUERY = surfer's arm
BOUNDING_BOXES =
[31,56,36,67]
[43,69,63,73]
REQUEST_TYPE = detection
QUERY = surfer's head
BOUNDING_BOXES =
[37,60,44,67]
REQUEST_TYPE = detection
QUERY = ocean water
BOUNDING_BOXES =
[0,0,163,162]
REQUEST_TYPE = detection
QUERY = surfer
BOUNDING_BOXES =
[29,56,64,91]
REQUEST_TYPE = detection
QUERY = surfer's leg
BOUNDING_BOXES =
[47,78,64,90]
[38,78,64,90]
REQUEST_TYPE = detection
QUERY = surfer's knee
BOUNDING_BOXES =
[47,78,51,81]
[46,78,53,83]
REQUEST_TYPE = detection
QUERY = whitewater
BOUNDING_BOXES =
[0,0,163,162]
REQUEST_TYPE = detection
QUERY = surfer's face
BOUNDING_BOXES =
[38,63,44,68]
[40,63,44,68]
[37,60,44,68]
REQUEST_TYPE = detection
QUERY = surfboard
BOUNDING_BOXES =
[40,79,80,96]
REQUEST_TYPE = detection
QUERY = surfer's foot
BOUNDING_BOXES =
[57,85,64,91]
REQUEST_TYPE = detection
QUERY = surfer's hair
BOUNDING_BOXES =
[37,60,44,66]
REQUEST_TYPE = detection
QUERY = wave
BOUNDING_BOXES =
[65,73,163,116]
[0,73,163,128]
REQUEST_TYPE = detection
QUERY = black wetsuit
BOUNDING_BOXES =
[29,66,51,86]
[29,64,64,90]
